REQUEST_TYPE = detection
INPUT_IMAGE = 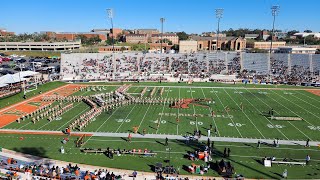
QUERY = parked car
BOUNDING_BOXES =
[1,64,11,68]
[0,53,5,56]
[2,57,12,62]
[15,59,27,63]
[0,70,14,75]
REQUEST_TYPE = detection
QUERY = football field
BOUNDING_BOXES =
[3,84,320,142]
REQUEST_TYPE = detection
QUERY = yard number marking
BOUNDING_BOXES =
[267,124,285,129]
[307,126,320,131]
[190,121,203,126]
[228,123,245,127]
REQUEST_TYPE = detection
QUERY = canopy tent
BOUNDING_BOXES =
[0,74,26,84]
[0,83,8,88]
[13,71,39,78]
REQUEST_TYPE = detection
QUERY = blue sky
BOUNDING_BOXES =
[2,0,319,34]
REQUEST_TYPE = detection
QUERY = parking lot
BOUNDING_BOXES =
[0,53,60,75]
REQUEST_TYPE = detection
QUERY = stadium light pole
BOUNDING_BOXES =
[269,5,280,81]
[160,18,165,53]
[215,8,224,51]
[269,5,280,54]
[107,8,115,53]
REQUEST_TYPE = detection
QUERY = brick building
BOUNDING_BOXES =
[44,31,107,41]
[246,41,286,49]
[191,36,246,51]
[126,34,148,44]
[0,29,15,37]
[151,34,179,45]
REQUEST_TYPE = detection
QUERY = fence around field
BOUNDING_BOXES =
[60,52,320,82]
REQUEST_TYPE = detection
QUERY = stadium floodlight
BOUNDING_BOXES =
[215,8,224,51]
[107,8,115,53]
[160,18,165,54]
[270,5,280,53]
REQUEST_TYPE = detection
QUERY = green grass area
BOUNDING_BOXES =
[3,51,61,58]
[0,133,319,179]
[76,81,320,89]
[0,81,66,110]
[3,85,320,141]
[1,82,320,179]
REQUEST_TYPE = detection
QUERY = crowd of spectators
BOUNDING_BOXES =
[61,52,319,84]
[0,156,123,180]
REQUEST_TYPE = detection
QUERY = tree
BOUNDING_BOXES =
[304,30,312,33]
[171,44,179,51]
[176,31,188,40]
[120,46,126,52]
[287,30,299,36]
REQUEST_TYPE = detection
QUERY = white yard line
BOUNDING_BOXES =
[260,89,313,140]
[296,90,320,104]
[211,88,243,138]
[189,88,198,131]
[115,104,138,133]
[82,107,121,146]
[18,122,31,130]
[38,102,83,130]
[156,87,171,134]
[224,89,265,138]
[245,88,311,140]
[137,104,152,131]
[271,90,320,122]
[200,88,220,136]
[239,89,290,140]
[55,106,90,131]
[0,84,69,114]
[283,90,320,111]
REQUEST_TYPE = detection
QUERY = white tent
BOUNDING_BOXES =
[0,83,8,88]
[0,74,26,84]
[13,71,39,78]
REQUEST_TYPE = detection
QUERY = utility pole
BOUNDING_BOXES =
[160,18,165,54]
[215,9,224,51]
[107,8,115,53]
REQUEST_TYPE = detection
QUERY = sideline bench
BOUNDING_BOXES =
[272,161,306,166]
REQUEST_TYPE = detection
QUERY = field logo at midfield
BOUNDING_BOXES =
[158,113,233,118]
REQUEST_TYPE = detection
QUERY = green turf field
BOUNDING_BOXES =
[2,84,320,141]
[0,133,319,179]
[0,81,66,109]
[1,82,320,179]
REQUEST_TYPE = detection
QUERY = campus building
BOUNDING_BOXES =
[151,34,179,45]
[246,41,286,49]
[0,29,15,37]
[0,41,81,51]
[125,34,148,44]
[191,36,246,51]
[43,31,107,41]
[98,46,131,52]
[179,40,198,53]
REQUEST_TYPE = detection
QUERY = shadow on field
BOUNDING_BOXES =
[13,147,48,159]
[172,138,278,179]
